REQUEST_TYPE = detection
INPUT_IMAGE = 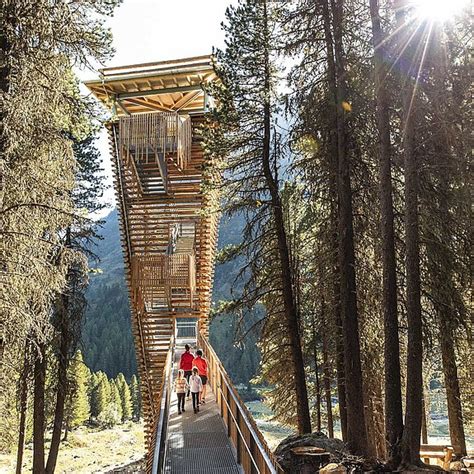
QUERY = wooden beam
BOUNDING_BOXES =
[118,84,201,100]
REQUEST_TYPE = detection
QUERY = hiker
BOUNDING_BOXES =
[179,344,194,398]
[189,367,203,414]
[174,369,188,415]
[193,349,208,403]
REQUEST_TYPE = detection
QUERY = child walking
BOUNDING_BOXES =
[189,367,203,414]
[174,369,188,415]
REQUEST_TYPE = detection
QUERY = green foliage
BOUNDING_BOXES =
[65,351,90,428]
[130,375,142,421]
[116,373,132,422]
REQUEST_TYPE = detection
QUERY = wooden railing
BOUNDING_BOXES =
[197,332,284,474]
[131,254,196,306]
[118,112,191,168]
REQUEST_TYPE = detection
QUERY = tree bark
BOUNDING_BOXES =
[439,326,466,456]
[369,0,404,463]
[261,0,312,434]
[33,343,46,473]
[395,2,424,466]
[313,335,322,432]
[322,329,334,438]
[46,295,70,474]
[16,349,29,474]
[330,0,368,456]
[421,392,428,445]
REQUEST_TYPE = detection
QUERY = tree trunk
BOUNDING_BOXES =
[322,330,334,438]
[321,0,347,442]
[395,3,424,467]
[330,0,368,456]
[261,0,311,434]
[440,320,467,456]
[369,0,404,463]
[313,337,322,432]
[33,343,46,473]
[429,28,467,458]
[16,349,29,474]
[421,392,428,445]
[46,295,70,474]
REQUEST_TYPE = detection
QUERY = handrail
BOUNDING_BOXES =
[151,332,175,474]
[197,332,284,474]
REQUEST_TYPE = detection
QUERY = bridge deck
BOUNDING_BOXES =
[164,342,242,474]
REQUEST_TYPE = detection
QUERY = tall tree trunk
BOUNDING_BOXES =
[395,2,424,466]
[313,333,322,432]
[429,28,467,458]
[16,349,29,474]
[33,343,46,473]
[369,0,404,463]
[46,297,70,473]
[439,319,467,456]
[330,0,368,456]
[322,0,347,442]
[421,392,428,445]
[322,329,334,438]
[261,0,311,434]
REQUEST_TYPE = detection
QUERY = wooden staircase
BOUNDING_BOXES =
[133,153,168,195]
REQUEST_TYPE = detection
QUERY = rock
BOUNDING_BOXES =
[275,433,348,473]
[319,463,347,473]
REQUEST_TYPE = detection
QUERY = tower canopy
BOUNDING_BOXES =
[84,55,215,115]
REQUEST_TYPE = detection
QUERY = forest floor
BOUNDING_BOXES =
[0,421,145,473]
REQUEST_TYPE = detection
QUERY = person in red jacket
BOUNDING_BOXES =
[179,344,194,399]
[193,349,208,403]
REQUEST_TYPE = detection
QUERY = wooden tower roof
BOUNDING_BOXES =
[84,54,216,115]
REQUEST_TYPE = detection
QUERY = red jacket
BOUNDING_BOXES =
[193,356,208,377]
[180,351,194,371]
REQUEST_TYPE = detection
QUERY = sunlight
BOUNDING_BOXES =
[413,0,468,22]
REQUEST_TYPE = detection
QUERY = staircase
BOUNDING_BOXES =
[133,153,168,195]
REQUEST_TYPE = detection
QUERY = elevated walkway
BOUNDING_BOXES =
[151,323,283,474]
[164,340,242,473]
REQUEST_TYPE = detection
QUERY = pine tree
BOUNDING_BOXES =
[96,372,110,418]
[130,375,141,422]
[116,373,132,422]
[369,0,403,463]
[204,0,312,435]
[65,351,90,429]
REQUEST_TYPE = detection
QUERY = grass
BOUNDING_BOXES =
[0,422,145,473]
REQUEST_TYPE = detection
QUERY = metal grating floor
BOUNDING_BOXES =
[163,342,242,473]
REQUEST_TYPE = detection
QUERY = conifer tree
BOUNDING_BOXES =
[96,374,111,418]
[64,350,90,429]
[204,0,312,435]
[130,375,141,421]
[88,372,100,419]
[116,373,132,422]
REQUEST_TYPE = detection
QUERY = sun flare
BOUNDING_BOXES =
[413,0,469,21]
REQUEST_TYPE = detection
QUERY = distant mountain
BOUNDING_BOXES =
[81,209,260,384]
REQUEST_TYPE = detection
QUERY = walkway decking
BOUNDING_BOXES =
[164,342,242,474]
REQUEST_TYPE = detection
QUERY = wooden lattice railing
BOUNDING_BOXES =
[118,112,191,168]
[131,254,196,309]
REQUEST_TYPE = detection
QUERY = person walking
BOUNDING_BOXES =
[193,349,208,404]
[174,369,188,415]
[180,344,194,399]
[189,367,203,414]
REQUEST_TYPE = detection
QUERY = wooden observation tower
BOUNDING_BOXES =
[85,56,220,452]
